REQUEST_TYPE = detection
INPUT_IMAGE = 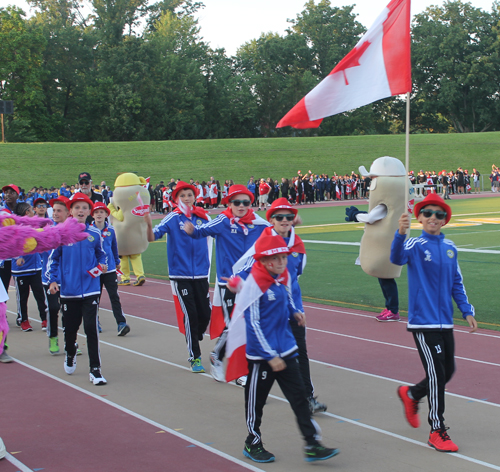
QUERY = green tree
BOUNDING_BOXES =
[0,6,47,141]
[412,0,500,133]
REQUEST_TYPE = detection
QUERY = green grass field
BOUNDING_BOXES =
[1,132,499,188]
[143,197,500,331]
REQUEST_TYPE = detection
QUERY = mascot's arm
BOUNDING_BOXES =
[355,204,387,224]
[0,214,53,229]
[0,218,87,259]
[107,203,124,222]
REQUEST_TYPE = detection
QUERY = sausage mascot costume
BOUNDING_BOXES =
[345,156,414,321]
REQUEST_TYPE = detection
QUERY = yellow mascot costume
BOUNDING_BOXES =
[107,173,150,286]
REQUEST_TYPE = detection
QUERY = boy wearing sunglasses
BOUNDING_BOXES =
[391,193,477,453]
[183,185,270,381]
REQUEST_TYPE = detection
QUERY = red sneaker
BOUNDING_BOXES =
[21,320,33,332]
[397,386,419,428]
[41,320,48,330]
[428,428,459,452]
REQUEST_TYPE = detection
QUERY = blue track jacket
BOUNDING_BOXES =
[153,212,211,279]
[92,222,120,272]
[12,253,42,277]
[390,229,475,330]
[189,214,269,282]
[245,280,298,361]
[46,224,107,298]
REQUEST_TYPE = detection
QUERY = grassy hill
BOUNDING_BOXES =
[1,132,499,188]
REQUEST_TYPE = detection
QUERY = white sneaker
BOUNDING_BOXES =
[64,354,76,374]
[0,437,6,460]
[210,354,225,382]
[235,375,247,387]
[89,367,107,386]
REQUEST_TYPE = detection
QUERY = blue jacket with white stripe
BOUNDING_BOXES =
[46,224,107,299]
[390,229,475,331]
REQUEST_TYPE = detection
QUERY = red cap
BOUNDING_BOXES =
[171,181,197,202]
[222,185,254,205]
[33,198,48,207]
[253,234,290,260]
[91,201,110,216]
[414,194,452,225]
[66,192,94,211]
[266,197,297,222]
[2,184,20,195]
[49,196,69,208]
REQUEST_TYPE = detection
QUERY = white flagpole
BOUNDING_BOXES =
[405,91,411,233]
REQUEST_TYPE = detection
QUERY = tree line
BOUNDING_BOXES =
[1,0,500,142]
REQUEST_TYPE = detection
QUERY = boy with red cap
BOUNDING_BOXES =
[92,202,130,336]
[145,181,212,372]
[227,234,339,464]
[47,193,109,385]
[43,196,70,354]
[183,184,270,381]
[391,193,477,453]
[231,198,326,414]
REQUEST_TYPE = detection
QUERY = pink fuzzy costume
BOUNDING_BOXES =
[0,216,88,352]
[0,217,88,259]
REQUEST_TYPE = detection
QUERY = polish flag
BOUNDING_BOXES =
[276,0,411,129]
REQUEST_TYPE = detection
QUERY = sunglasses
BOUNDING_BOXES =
[36,204,48,208]
[231,200,251,207]
[421,209,447,220]
[272,214,295,222]
[80,180,90,185]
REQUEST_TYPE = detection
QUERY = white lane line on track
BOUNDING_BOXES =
[4,453,33,471]
[10,358,265,472]
[12,347,500,470]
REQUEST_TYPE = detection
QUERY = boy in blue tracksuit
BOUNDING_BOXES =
[12,203,48,332]
[182,184,269,381]
[91,202,130,336]
[234,235,338,464]
[145,181,212,372]
[47,193,108,385]
[391,193,477,453]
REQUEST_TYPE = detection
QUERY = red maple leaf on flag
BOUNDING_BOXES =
[330,41,371,85]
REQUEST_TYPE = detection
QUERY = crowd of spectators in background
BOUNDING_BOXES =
[2,166,499,213]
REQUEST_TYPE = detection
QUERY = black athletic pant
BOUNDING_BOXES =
[245,357,318,446]
[290,320,314,398]
[378,278,399,314]
[410,330,455,431]
[14,272,48,323]
[212,285,236,362]
[43,283,61,338]
[0,260,12,292]
[100,272,126,326]
[62,296,101,369]
[171,278,211,361]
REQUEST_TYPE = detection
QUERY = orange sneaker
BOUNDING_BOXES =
[397,386,420,428]
[428,428,459,453]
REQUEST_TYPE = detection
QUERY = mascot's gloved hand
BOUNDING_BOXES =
[345,206,367,222]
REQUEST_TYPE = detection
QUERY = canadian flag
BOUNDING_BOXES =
[87,264,103,278]
[336,183,341,200]
[276,0,411,129]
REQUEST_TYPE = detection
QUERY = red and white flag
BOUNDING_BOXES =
[87,264,104,278]
[276,0,411,129]
[336,183,341,200]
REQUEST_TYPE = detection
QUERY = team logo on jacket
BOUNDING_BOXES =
[196,219,202,226]
[424,250,432,262]
[103,231,111,237]
[292,252,298,257]
[87,235,95,242]
[447,249,454,259]
[266,290,276,301]
[248,224,254,229]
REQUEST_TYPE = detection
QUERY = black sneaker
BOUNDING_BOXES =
[89,367,107,385]
[308,396,327,414]
[243,441,275,463]
[304,444,340,462]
